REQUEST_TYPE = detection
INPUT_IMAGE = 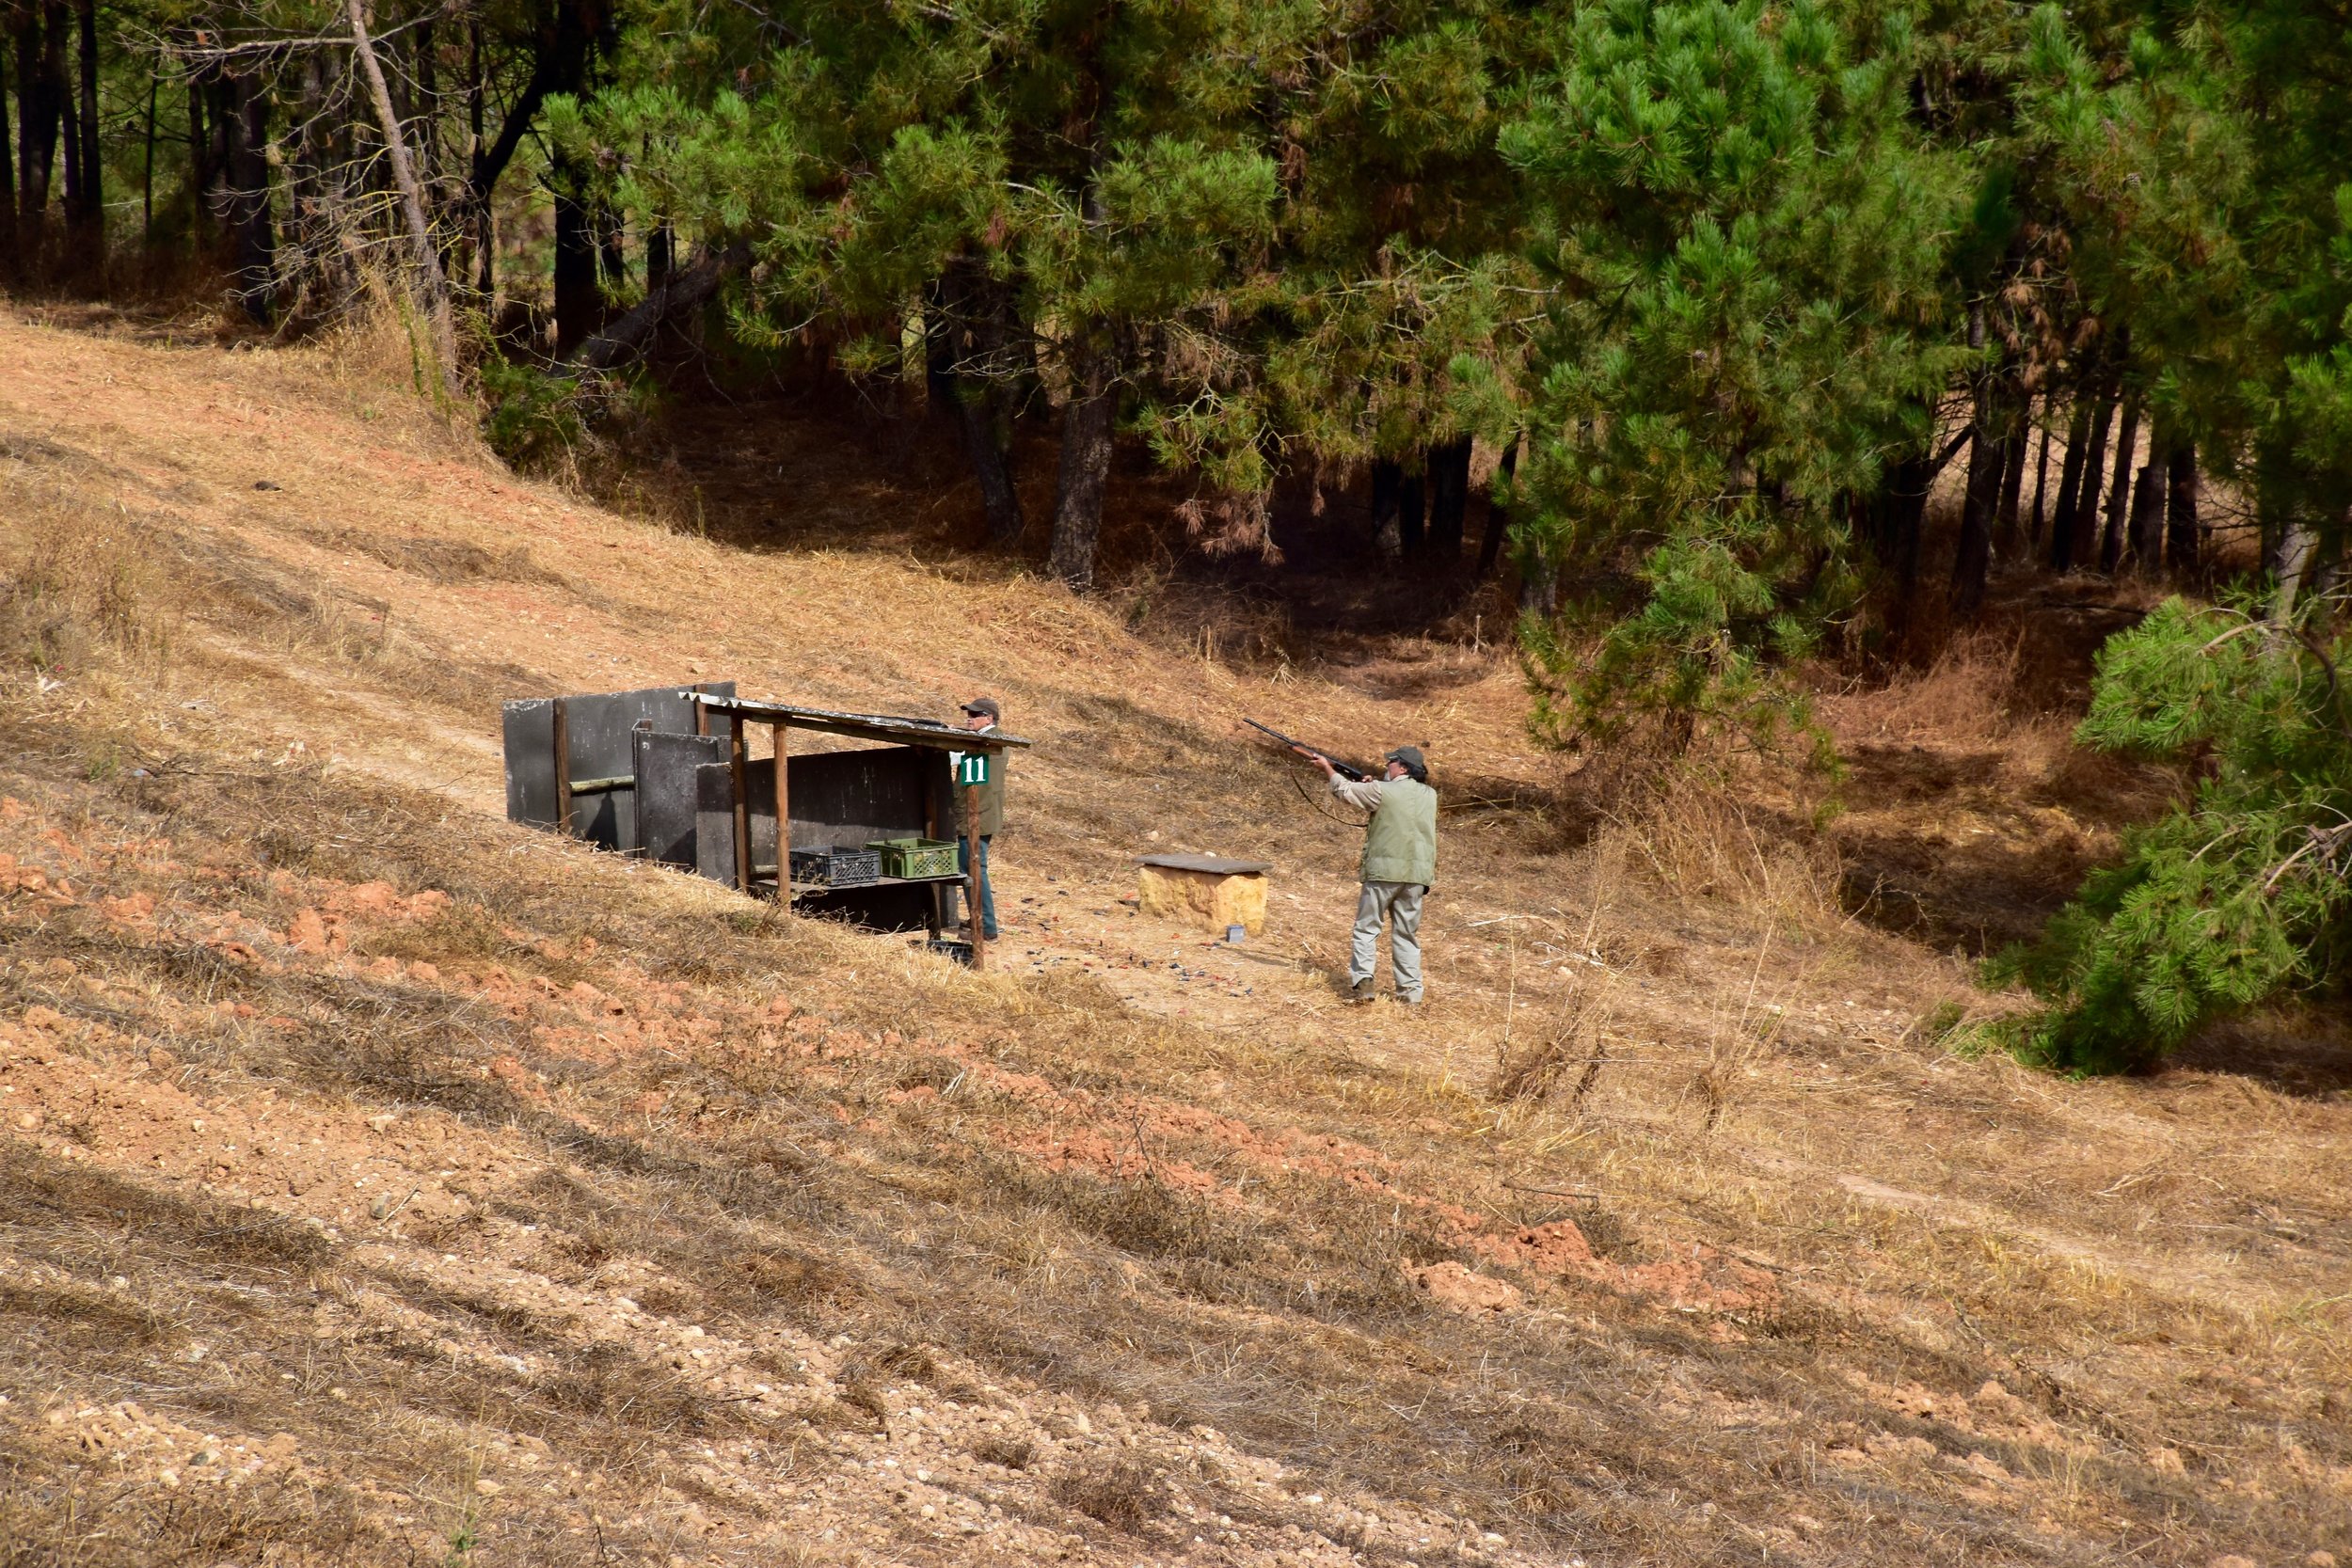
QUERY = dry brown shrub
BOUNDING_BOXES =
[1496,975,1615,1106]
[1836,628,2030,748]
[1050,1459,1168,1532]
[971,1433,1037,1470]
[0,484,180,674]
[1598,771,1842,928]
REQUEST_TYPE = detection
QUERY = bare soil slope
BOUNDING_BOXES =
[2,311,2347,1568]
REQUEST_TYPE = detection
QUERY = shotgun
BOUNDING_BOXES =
[1243,718,1372,783]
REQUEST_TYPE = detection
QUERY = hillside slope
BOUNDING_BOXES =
[2,311,2347,1568]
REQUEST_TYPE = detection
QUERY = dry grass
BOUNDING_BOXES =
[0,480,183,676]
[0,306,2347,1568]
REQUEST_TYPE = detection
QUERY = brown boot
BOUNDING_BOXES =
[1347,979,1375,1005]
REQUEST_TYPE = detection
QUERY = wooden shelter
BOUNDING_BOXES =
[501,684,1031,968]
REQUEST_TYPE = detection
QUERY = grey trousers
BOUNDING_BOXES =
[1350,881,1425,998]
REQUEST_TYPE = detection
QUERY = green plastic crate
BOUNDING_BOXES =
[866,836,961,879]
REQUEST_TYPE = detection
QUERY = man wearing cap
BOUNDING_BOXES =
[955,698,1007,941]
[1299,744,1437,1004]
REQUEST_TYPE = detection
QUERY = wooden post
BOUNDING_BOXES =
[771,721,791,900]
[551,698,573,836]
[728,713,751,893]
[924,755,945,939]
[963,778,985,972]
[691,683,709,737]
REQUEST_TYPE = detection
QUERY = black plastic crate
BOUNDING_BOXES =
[925,938,976,966]
[790,846,882,889]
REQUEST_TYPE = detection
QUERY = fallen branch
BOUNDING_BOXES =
[566,245,751,373]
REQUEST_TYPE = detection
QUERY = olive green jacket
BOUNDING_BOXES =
[1332,775,1437,887]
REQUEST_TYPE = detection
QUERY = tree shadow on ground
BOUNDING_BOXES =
[2166,1009,2352,1100]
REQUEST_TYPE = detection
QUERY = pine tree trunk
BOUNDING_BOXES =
[1517,545,1557,618]
[1369,457,1404,561]
[45,0,72,233]
[2165,442,2200,575]
[2272,515,2318,624]
[183,69,206,253]
[2127,461,2164,574]
[2049,400,2090,571]
[921,274,955,411]
[1477,440,1518,577]
[139,72,155,242]
[2098,397,2140,573]
[1994,389,2028,556]
[958,391,1024,545]
[223,71,274,325]
[646,221,672,293]
[0,39,16,269]
[596,202,626,292]
[468,20,490,294]
[1425,436,1472,563]
[468,0,598,303]
[1869,445,1932,640]
[1047,341,1117,591]
[71,0,94,248]
[1950,355,2008,621]
[15,5,59,255]
[1398,467,1425,555]
[2026,415,2052,552]
[283,51,346,325]
[2069,390,2117,571]
[552,180,598,354]
[936,261,1025,545]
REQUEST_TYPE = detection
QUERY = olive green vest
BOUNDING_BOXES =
[1361,776,1437,887]
[959,742,1006,838]
[977,750,1006,838]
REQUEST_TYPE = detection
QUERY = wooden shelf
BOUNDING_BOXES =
[759,872,967,897]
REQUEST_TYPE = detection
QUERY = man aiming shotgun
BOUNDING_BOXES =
[1252,719,1438,1005]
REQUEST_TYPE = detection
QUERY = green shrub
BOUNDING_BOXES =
[478,359,591,470]
[1989,597,2352,1072]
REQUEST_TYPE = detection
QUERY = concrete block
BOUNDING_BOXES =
[1137,863,1268,936]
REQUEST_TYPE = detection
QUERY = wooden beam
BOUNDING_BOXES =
[771,721,791,902]
[551,697,573,836]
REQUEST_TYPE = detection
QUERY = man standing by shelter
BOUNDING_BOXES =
[1298,743,1437,1004]
[955,698,1007,941]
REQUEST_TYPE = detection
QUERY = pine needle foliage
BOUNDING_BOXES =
[1989,597,2352,1073]
[1495,0,1971,760]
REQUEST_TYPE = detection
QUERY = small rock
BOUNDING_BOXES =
[252,480,281,491]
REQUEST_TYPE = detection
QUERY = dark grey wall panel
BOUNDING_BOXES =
[636,731,725,868]
[694,756,776,888]
[501,681,736,837]
[786,746,945,848]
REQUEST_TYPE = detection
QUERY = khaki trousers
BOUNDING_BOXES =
[1350,881,1425,999]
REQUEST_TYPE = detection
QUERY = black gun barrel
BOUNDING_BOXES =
[1243,718,1371,782]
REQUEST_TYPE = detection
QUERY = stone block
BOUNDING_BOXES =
[1137,859,1269,936]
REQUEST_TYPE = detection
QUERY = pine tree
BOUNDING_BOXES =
[1499,0,1970,756]
[1991,597,2352,1070]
